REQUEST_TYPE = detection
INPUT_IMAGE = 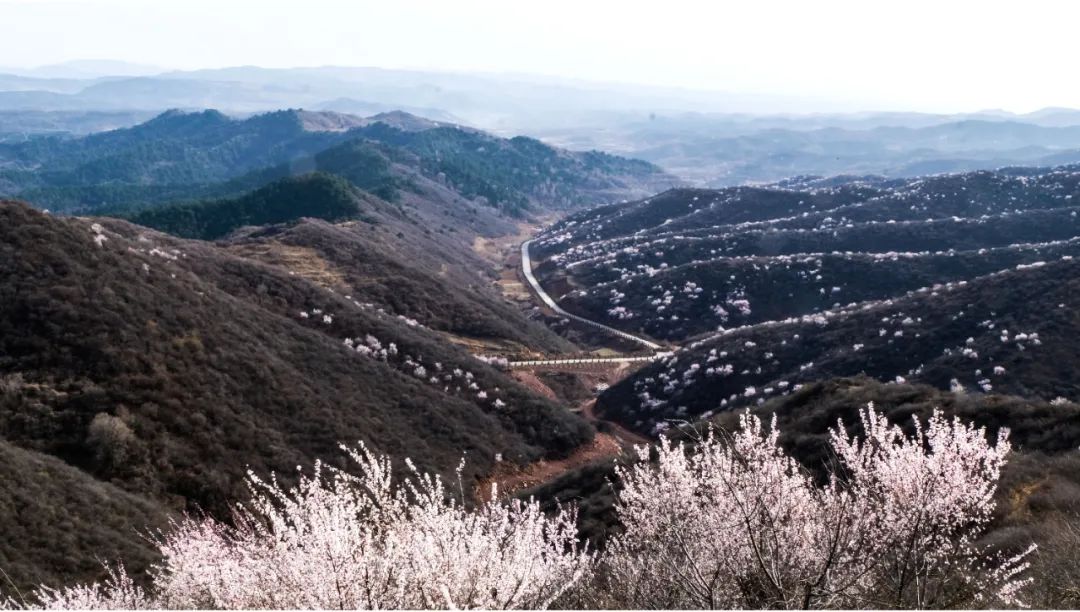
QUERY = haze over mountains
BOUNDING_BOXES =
[5,63,1080,188]
[0,107,671,214]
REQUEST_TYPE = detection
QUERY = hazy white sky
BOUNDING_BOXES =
[2,0,1077,113]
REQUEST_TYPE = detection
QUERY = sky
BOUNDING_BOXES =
[2,0,1078,113]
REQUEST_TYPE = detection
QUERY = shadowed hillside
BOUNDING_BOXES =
[127,172,364,240]
[124,167,573,353]
[0,439,169,595]
[0,201,594,593]
[597,256,1080,435]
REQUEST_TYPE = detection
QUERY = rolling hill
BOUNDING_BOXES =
[0,104,673,595]
[9,100,1080,605]
[598,256,1080,435]
[533,168,1080,343]
[0,201,592,593]
[525,166,1080,439]
[0,108,673,214]
[126,172,366,240]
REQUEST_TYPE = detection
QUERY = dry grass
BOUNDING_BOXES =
[438,332,529,356]
[227,242,347,289]
[471,218,555,263]
[510,371,560,401]
[496,266,532,302]
[1006,477,1049,521]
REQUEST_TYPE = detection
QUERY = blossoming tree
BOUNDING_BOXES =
[7,405,1033,610]
[600,404,1033,609]
[14,444,591,610]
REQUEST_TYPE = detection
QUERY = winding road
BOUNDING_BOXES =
[474,238,661,501]
[511,238,669,369]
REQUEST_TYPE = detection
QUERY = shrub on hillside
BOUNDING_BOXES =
[85,412,138,470]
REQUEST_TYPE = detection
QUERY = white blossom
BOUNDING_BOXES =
[603,406,1032,609]
[24,444,591,609]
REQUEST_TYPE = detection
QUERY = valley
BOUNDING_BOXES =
[0,109,670,595]
[3,105,1080,609]
[502,167,1080,607]
[9,4,1080,607]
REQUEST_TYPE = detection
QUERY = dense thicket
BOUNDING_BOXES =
[219,139,406,203]
[126,173,363,240]
[348,123,665,215]
[0,110,344,210]
[0,439,168,595]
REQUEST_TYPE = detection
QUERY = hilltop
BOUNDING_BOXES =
[0,108,673,214]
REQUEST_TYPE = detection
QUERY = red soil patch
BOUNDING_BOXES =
[510,371,559,401]
[475,432,624,502]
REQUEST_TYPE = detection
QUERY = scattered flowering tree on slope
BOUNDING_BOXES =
[600,404,1033,609]
[14,444,591,610]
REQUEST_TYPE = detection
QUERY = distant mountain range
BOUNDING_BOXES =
[0,108,674,214]
[3,64,1080,187]
[535,114,1080,186]
[0,59,165,79]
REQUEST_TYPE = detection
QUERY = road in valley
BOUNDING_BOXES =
[471,239,665,501]
[519,239,664,354]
